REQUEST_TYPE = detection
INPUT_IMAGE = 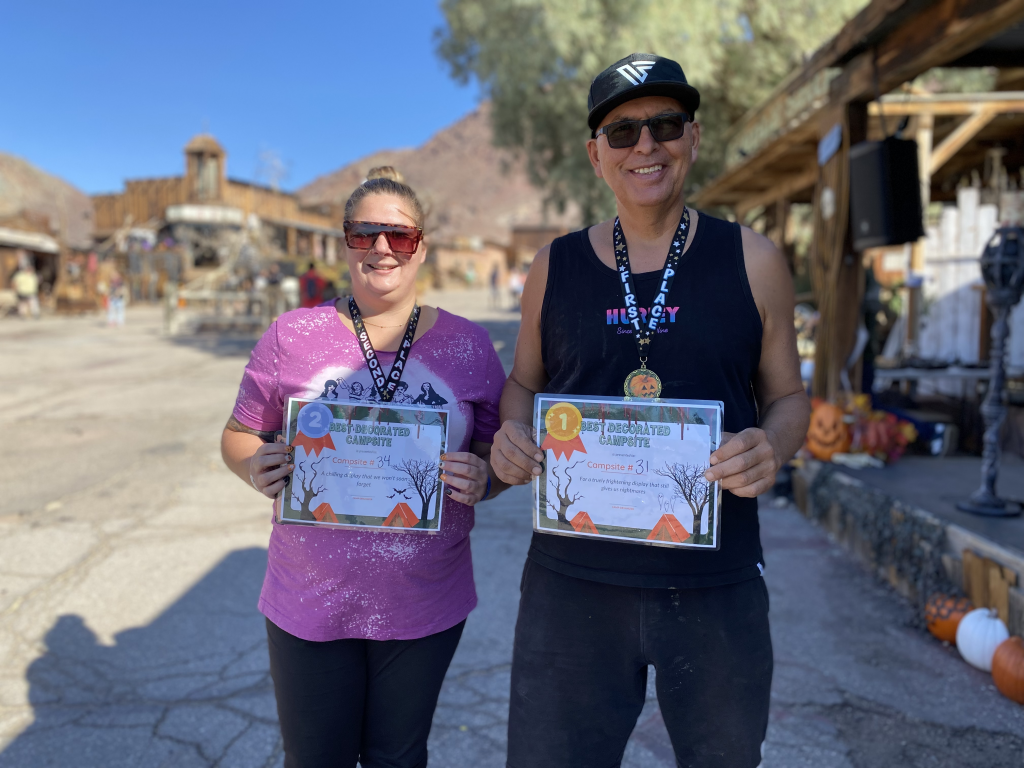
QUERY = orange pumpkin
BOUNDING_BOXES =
[924,593,972,643]
[993,637,1024,704]
[806,402,851,461]
[629,374,660,398]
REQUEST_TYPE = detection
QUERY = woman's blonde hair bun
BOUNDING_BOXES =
[365,166,405,184]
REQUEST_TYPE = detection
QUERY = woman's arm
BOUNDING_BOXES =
[221,416,293,498]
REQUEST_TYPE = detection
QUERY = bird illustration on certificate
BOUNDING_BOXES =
[277,398,449,532]
[533,395,723,549]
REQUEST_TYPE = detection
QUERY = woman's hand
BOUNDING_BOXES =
[248,438,295,499]
[440,452,490,505]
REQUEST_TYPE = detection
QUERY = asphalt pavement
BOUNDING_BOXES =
[0,294,1021,767]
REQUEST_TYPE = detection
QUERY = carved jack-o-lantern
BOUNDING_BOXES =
[924,593,972,643]
[629,374,660,397]
[806,402,851,461]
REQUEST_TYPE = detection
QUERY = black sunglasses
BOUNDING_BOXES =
[594,112,691,149]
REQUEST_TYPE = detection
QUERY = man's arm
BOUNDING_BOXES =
[491,246,552,485]
[704,228,810,497]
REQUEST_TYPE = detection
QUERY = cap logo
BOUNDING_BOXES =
[616,61,655,86]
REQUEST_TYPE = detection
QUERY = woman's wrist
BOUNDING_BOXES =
[248,456,261,492]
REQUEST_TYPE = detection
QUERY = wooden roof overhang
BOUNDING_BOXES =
[693,0,1024,215]
[869,92,1024,202]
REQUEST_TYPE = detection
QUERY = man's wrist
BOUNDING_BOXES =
[761,426,783,469]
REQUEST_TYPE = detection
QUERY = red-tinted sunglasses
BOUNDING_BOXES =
[343,221,423,255]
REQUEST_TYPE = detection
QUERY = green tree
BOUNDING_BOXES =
[437,0,867,225]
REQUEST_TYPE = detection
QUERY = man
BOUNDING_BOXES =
[11,259,40,319]
[491,53,810,768]
[298,263,327,309]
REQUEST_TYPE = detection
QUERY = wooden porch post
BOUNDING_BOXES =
[812,101,868,400]
[906,112,934,355]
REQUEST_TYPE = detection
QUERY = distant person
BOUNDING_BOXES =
[11,261,40,319]
[489,264,502,308]
[107,269,126,326]
[298,264,327,309]
[508,267,525,309]
[266,263,283,320]
[221,174,509,768]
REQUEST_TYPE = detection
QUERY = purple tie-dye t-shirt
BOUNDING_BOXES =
[232,304,506,642]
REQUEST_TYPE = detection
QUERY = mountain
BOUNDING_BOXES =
[297,103,577,245]
[0,153,94,249]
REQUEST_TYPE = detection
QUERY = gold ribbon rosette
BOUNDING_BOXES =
[541,402,587,460]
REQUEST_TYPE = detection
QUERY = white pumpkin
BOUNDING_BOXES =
[956,607,1009,671]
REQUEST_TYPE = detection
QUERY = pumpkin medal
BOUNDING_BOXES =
[614,209,689,400]
[624,366,663,398]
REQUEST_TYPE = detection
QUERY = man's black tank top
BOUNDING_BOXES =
[530,212,764,589]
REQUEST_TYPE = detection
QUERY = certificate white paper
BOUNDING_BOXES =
[533,395,723,549]
[278,398,449,532]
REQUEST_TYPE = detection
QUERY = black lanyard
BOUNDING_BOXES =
[613,207,689,365]
[348,296,420,402]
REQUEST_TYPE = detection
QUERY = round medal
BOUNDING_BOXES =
[544,402,583,441]
[623,368,663,399]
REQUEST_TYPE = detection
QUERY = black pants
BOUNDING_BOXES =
[266,618,465,768]
[507,560,772,768]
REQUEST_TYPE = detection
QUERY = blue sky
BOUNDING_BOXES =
[0,1,479,194]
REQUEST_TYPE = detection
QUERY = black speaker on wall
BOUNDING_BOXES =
[849,136,925,252]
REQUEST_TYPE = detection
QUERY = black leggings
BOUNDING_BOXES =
[266,618,465,768]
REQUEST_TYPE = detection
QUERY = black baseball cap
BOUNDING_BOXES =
[587,53,700,132]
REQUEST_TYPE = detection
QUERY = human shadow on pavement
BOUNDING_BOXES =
[0,548,282,768]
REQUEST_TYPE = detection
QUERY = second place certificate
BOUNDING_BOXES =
[533,395,723,549]
[278,398,449,532]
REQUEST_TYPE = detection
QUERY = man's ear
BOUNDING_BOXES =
[586,138,605,179]
[689,122,701,164]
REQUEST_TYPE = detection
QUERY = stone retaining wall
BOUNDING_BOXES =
[792,461,1024,635]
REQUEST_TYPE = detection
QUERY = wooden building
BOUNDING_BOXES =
[693,0,1024,399]
[92,135,342,263]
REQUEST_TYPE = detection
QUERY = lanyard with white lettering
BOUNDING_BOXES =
[613,207,689,399]
[349,296,420,402]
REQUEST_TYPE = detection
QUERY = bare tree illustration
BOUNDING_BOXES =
[655,462,711,544]
[291,455,328,521]
[395,459,440,524]
[547,460,584,525]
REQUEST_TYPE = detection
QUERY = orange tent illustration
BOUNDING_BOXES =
[384,502,419,528]
[647,514,691,543]
[570,511,599,534]
[312,502,338,523]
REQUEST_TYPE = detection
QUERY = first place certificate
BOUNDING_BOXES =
[277,398,449,532]
[533,394,723,549]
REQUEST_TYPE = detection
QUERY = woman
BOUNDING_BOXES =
[221,174,509,768]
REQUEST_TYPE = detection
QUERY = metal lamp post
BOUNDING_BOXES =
[958,226,1024,517]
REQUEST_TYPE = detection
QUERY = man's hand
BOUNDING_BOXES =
[491,420,543,485]
[704,428,780,497]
